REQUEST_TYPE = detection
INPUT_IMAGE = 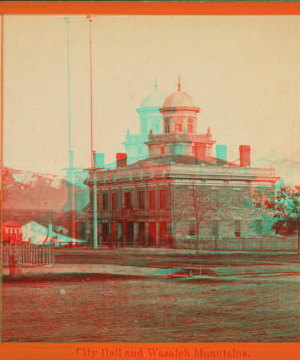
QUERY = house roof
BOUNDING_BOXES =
[3,220,22,228]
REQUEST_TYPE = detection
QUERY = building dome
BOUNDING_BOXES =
[140,91,166,108]
[162,90,195,108]
[162,77,196,108]
[139,77,166,108]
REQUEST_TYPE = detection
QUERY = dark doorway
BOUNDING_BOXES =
[160,222,167,246]
[102,223,109,245]
[126,222,134,245]
[149,222,156,247]
[138,222,146,246]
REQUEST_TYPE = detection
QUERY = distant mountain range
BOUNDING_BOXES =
[253,150,300,186]
[2,167,89,214]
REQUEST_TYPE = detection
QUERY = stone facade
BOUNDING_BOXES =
[85,160,278,248]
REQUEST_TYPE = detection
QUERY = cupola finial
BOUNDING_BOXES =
[154,75,158,91]
[178,75,181,91]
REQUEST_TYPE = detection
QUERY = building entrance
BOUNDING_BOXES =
[102,223,109,245]
[126,222,134,245]
[138,222,146,246]
[149,222,156,246]
[160,222,167,246]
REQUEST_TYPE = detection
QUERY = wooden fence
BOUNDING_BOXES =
[2,243,55,266]
[176,236,299,251]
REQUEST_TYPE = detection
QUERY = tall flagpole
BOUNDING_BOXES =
[87,16,98,249]
[88,16,94,168]
[63,17,76,245]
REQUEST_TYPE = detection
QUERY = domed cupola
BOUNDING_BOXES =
[136,77,166,134]
[160,77,200,135]
[140,84,166,109]
[162,79,196,108]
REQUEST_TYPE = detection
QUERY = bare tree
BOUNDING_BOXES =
[172,182,206,251]
[191,182,206,252]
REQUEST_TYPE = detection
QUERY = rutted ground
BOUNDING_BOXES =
[2,275,299,342]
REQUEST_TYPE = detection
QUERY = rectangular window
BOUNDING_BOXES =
[235,220,241,237]
[112,193,118,211]
[211,190,219,206]
[212,220,219,237]
[125,191,132,209]
[161,147,165,155]
[139,190,146,210]
[103,193,109,212]
[159,189,167,209]
[189,220,196,236]
[233,191,240,206]
[149,190,156,209]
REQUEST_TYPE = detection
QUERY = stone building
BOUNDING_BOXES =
[85,79,279,248]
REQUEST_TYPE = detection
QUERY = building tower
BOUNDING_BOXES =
[122,78,166,163]
[146,77,215,158]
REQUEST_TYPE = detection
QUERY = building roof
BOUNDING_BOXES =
[128,155,216,167]
[3,220,22,228]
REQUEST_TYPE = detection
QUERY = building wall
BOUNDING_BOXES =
[171,181,273,244]
[88,171,277,248]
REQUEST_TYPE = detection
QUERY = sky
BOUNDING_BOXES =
[1,15,299,185]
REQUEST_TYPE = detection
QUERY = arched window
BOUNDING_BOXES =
[164,118,170,133]
[188,123,193,133]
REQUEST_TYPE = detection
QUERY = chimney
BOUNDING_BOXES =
[216,145,227,165]
[116,153,127,168]
[94,152,105,168]
[239,145,251,167]
[194,143,207,161]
